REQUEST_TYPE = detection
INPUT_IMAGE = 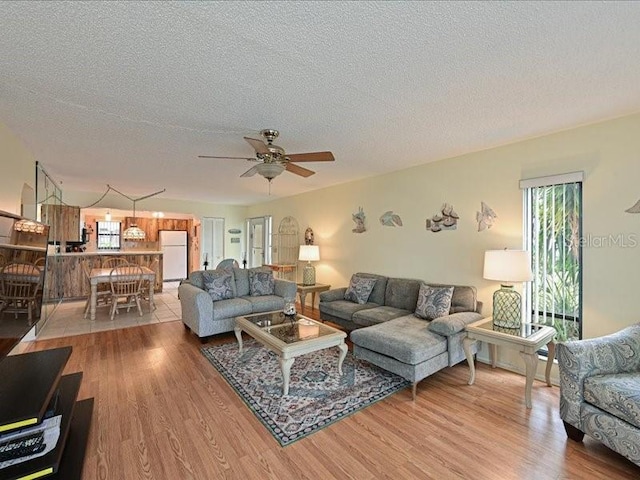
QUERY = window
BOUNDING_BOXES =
[521,172,583,342]
[96,221,121,250]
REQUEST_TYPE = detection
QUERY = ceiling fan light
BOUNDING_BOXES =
[256,162,285,180]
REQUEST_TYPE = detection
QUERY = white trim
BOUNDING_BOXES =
[519,171,584,189]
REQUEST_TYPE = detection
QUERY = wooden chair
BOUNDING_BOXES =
[0,262,42,321]
[102,257,129,269]
[109,265,144,320]
[216,258,239,269]
[82,258,111,319]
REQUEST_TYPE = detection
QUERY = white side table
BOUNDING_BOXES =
[462,317,556,408]
[296,283,330,314]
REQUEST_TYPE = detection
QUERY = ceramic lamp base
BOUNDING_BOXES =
[302,264,316,286]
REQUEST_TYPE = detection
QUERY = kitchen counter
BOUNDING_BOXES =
[44,251,163,301]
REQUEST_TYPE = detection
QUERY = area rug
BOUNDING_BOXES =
[201,339,409,446]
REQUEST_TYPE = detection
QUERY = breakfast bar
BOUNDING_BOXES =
[44,251,163,302]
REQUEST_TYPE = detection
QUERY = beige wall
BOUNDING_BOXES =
[0,121,35,214]
[248,112,640,351]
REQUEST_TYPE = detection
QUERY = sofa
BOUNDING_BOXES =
[319,273,483,399]
[179,267,297,339]
[558,324,640,466]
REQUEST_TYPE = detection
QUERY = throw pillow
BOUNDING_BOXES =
[344,275,377,304]
[415,283,454,320]
[203,270,235,301]
[249,270,275,296]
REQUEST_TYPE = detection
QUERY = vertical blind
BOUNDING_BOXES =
[520,172,583,341]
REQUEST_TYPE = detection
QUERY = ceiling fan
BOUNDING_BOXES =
[199,129,335,182]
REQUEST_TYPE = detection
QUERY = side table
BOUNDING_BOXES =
[296,283,330,314]
[462,317,556,408]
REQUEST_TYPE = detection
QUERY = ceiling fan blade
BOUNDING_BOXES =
[240,165,259,177]
[244,137,270,155]
[286,151,335,163]
[198,155,257,160]
[285,162,315,177]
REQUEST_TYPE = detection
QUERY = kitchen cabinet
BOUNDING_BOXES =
[123,217,192,242]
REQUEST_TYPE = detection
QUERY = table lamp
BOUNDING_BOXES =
[483,249,533,329]
[299,245,320,286]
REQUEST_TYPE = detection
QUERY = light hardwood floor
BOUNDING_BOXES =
[18,308,640,480]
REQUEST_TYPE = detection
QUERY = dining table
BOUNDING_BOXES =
[88,267,156,320]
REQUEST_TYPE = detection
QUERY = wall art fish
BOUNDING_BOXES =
[380,211,403,227]
[352,207,366,233]
[477,201,497,231]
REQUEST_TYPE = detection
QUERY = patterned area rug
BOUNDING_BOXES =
[201,339,409,446]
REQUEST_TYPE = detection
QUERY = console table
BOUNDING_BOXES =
[296,283,330,314]
[462,317,556,408]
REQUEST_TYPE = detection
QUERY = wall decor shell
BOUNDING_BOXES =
[426,203,459,232]
[352,207,366,233]
[625,199,640,213]
[380,211,403,227]
[476,202,497,231]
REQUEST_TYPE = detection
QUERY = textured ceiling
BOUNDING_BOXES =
[2,1,640,205]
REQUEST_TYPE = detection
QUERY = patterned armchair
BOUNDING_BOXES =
[557,324,640,466]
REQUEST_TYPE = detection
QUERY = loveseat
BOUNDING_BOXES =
[179,267,296,339]
[558,324,640,466]
[319,273,483,399]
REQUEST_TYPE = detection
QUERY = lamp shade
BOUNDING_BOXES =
[122,224,146,240]
[483,250,532,283]
[299,245,320,262]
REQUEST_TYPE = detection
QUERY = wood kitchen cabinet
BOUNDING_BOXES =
[123,217,191,242]
[41,204,81,242]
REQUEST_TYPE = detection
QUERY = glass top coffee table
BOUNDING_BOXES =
[463,317,556,408]
[234,311,347,395]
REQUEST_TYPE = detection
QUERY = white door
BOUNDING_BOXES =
[246,216,272,268]
[202,217,225,269]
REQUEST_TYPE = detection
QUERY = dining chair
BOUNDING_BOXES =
[0,262,42,321]
[216,258,239,270]
[102,257,129,269]
[109,265,144,320]
[82,258,111,319]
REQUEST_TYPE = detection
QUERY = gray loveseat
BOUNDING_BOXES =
[319,273,482,399]
[558,324,640,466]
[179,267,296,340]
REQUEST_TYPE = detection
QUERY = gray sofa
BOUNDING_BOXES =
[558,324,640,466]
[319,273,482,399]
[179,267,296,339]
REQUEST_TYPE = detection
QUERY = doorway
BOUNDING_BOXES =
[202,217,225,269]
[246,216,272,268]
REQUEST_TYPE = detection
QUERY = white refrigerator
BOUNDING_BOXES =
[159,230,188,281]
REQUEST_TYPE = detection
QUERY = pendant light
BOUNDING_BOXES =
[122,200,146,241]
[108,185,166,241]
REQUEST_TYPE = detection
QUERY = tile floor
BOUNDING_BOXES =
[36,282,182,340]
